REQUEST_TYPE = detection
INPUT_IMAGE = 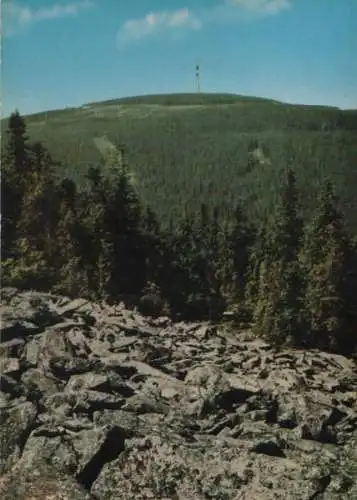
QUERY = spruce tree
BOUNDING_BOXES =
[196,203,220,294]
[217,218,234,300]
[229,203,255,302]
[245,221,267,313]
[2,122,58,289]
[82,148,146,300]
[1,111,31,259]
[104,151,145,297]
[81,165,112,297]
[21,142,58,255]
[52,179,89,297]
[157,214,193,317]
[141,206,165,288]
[253,168,304,345]
[301,180,357,352]
[159,207,224,320]
[201,205,224,296]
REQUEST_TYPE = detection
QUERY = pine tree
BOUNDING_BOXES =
[2,119,58,289]
[104,151,145,297]
[216,218,234,299]
[193,203,220,294]
[81,165,113,298]
[2,111,30,183]
[1,111,31,259]
[229,203,256,302]
[141,206,164,287]
[157,207,224,320]
[23,143,58,252]
[155,215,193,318]
[253,169,304,345]
[82,148,147,300]
[266,169,303,263]
[197,205,224,297]
[52,179,89,297]
[301,180,357,352]
[138,206,168,315]
[245,221,267,312]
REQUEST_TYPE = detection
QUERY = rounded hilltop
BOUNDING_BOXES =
[85,92,284,107]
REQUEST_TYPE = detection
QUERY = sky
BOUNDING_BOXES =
[2,0,357,116]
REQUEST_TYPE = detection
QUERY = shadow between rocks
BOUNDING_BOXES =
[76,426,126,491]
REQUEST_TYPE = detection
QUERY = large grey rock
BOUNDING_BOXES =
[0,401,37,474]
[0,460,90,499]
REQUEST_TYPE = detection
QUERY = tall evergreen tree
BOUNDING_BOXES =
[1,111,31,259]
[52,178,89,297]
[2,120,58,290]
[18,142,58,256]
[155,214,193,317]
[201,206,224,295]
[253,169,304,345]
[104,151,145,297]
[82,148,146,299]
[141,206,165,288]
[81,165,112,297]
[229,203,256,302]
[245,221,267,312]
[301,180,357,352]
[216,218,234,299]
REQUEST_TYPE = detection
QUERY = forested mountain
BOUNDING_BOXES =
[2,93,357,231]
[2,105,357,357]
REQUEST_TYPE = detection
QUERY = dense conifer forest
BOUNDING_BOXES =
[3,94,357,232]
[2,107,357,357]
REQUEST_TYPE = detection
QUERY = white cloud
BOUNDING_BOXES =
[117,1,291,47]
[226,0,291,16]
[4,1,93,36]
[117,7,202,46]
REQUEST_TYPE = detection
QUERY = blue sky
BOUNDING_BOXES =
[2,0,357,116]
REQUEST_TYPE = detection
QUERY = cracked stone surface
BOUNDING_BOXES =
[1,288,357,499]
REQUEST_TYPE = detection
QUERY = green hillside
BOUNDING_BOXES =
[4,92,357,231]
[86,92,285,106]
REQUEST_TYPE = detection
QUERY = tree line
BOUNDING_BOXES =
[2,111,357,356]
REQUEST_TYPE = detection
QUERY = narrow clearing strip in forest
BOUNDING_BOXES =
[93,135,139,193]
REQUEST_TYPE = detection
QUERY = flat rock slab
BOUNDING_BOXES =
[0,357,21,376]
[55,299,91,317]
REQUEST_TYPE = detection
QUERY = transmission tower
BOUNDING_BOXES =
[195,64,201,93]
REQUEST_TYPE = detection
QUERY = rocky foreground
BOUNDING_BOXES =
[0,288,356,499]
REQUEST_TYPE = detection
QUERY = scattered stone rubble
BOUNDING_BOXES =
[0,288,356,499]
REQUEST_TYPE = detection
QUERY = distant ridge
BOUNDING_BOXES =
[85,92,285,108]
[2,93,344,122]
[83,92,342,110]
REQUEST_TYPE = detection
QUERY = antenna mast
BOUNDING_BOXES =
[195,63,201,93]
